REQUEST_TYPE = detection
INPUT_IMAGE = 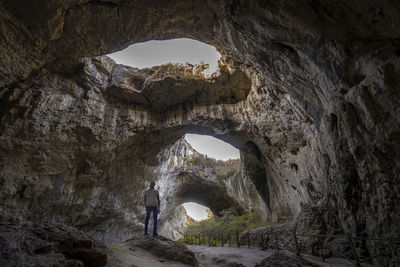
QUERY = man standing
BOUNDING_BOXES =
[144,181,160,237]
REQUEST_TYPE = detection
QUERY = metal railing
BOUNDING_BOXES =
[180,230,400,266]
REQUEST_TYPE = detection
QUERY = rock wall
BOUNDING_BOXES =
[0,0,399,264]
[156,138,267,239]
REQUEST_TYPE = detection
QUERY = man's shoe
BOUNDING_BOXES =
[144,233,149,236]
[153,233,159,237]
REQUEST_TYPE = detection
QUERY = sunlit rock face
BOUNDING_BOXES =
[156,138,267,239]
[158,205,190,240]
[0,0,399,264]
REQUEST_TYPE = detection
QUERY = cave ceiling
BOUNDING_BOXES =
[0,2,399,264]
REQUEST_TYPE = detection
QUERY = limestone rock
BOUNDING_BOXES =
[158,205,190,240]
[0,221,112,267]
[126,235,198,266]
[156,138,267,239]
[255,251,319,267]
[0,0,399,265]
[241,202,350,258]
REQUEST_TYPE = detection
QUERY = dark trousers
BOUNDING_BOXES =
[144,206,158,236]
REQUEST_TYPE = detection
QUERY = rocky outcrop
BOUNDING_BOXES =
[158,205,190,240]
[126,235,198,266]
[156,138,267,239]
[0,221,112,267]
[255,251,319,267]
[241,202,349,258]
[0,0,400,265]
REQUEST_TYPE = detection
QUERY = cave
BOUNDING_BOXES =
[0,0,399,266]
[153,137,266,240]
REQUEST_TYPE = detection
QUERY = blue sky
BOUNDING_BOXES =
[109,39,237,220]
[107,38,220,75]
[185,134,240,161]
[183,202,210,221]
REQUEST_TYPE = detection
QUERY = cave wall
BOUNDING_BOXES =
[0,0,399,261]
[155,138,267,239]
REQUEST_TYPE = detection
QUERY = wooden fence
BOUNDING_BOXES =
[181,231,400,266]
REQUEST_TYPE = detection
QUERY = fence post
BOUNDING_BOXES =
[228,233,231,247]
[237,231,240,247]
[293,231,300,256]
[347,232,361,266]
[198,234,200,245]
[248,233,251,248]
[260,233,264,249]
[275,233,279,254]
[221,232,224,247]
[209,234,211,247]
[318,238,325,262]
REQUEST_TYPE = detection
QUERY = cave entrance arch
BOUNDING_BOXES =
[182,202,212,221]
[155,135,269,239]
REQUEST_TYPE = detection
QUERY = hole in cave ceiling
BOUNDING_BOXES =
[182,202,213,221]
[107,38,221,76]
[184,134,240,161]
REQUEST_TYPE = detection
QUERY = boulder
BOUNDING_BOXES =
[126,235,198,266]
[0,221,112,267]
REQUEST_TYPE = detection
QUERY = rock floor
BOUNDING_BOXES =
[187,245,360,267]
[108,243,190,267]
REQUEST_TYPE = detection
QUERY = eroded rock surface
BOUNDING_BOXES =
[241,202,349,258]
[156,138,267,239]
[0,221,111,267]
[126,235,198,266]
[0,0,400,265]
[255,251,319,267]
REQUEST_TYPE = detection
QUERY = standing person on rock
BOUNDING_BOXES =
[144,181,160,237]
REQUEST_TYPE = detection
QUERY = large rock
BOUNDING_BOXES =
[0,221,110,267]
[126,235,198,266]
[241,202,350,258]
[255,251,319,267]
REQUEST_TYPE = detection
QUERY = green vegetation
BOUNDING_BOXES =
[212,160,241,184]
[179,209,277,245]
[108,245,122,251]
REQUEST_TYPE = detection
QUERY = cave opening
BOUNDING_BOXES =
[156,134,269,240]
[184,133,240,161]
[182,202,212,221]
[107,38,221,76]
[1,1,398,265]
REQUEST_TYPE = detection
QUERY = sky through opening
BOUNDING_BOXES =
[107,38,220,76]
[182,202,210,221]
[185,134,240,161]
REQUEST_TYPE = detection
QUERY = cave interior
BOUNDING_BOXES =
[0,0,399,265]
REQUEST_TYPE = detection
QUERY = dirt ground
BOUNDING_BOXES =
[187,245,357,267]
[108,241,360,267]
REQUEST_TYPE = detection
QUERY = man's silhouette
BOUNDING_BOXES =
[144,181,160,237]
